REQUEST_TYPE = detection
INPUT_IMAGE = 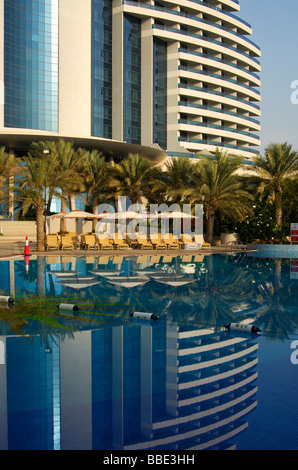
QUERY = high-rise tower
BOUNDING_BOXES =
[0,0,261,161]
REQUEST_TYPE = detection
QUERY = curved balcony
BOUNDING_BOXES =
[160,0,252,34]
[122,1,260,56]
[179,66,260,101]
[178,138,260,157]
[121,0,261,159]
[178,119,260,145]
[179,49,261,85]
[178,84,261,114]
[178,103,260,130]
[153,25,260,70]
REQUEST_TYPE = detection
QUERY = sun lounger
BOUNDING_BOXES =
[162,233,179,249]
[46,234,60,251]
[82,234,99,250]
[194,234,210,247]
[150,233,167,250]
[126,233,138,248]
[60,233,75,250]
[137,234,153,250]
[96,234,113,250]
[182,233,203,249]
[110,233,130,249]
[181,234,193,245]
[169,233,183,248]
[67,232,80,249]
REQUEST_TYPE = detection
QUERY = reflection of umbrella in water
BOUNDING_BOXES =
[56,274,101,290]
[102,275,150,289]
[48,270,82,277]
[132,270,166,277]
[151,274,196,287]
[91,270,124,277]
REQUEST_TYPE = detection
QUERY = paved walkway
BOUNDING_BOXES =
[0,237,249,259]
[0,240,32,258]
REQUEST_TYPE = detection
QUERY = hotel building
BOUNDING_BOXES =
[0,0,261,165]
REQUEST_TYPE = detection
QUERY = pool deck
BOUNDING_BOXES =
[0,236,252,259]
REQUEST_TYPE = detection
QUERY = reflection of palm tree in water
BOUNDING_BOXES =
[1,291,111,345]
[58,280,150,324]
[15,258,39,286]
[255,258,298,339]
[144,255,257,329]
[192,255,257,329]
[37,256,45,295]
[0,306,28,335]
[12,255,298,340]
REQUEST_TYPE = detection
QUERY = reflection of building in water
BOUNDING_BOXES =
[118,324,258,451]
[0,323,258,450]
[151,326,258,450]
[0,334,61,450]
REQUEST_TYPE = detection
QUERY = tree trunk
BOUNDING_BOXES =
[60,191,67,232]
[36,204,45,251]
[46,186,55,214]
[206,209,214,245]
[275,191,282,228]
[92,191,99,232]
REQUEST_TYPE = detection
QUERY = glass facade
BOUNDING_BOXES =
[6,335,59,450]
[1,0,259,159]
[153,38,167,150]
[91,0,113,139]
[123,14,141,145]
[4,0,59,132]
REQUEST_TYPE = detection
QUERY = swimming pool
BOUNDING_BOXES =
[0,252,297,450]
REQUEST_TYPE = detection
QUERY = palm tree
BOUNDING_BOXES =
[252,142,298,229]
[46,139,87,231]
[81,149,108,230]
[0,146,20,213]
[106,153,156,205]
[15,144,58,251]
[157,156,193,204]
[186,149,253,244]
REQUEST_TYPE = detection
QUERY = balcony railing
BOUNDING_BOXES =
[178,102,260,125]
[178,119,260,140]
[178,84,260,110]
[153,25,260,66]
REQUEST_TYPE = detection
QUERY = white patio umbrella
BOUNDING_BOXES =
[54,210,98,219]
[101,210,148,220]
[151,211,198,219]
[54,209,99,233]
[97,210,149,237]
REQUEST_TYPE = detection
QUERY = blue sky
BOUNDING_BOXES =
[239,0,298,154]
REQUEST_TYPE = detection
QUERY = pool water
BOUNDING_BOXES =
[0,252,297,450]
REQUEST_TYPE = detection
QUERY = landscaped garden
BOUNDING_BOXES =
[0,139,297,251]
